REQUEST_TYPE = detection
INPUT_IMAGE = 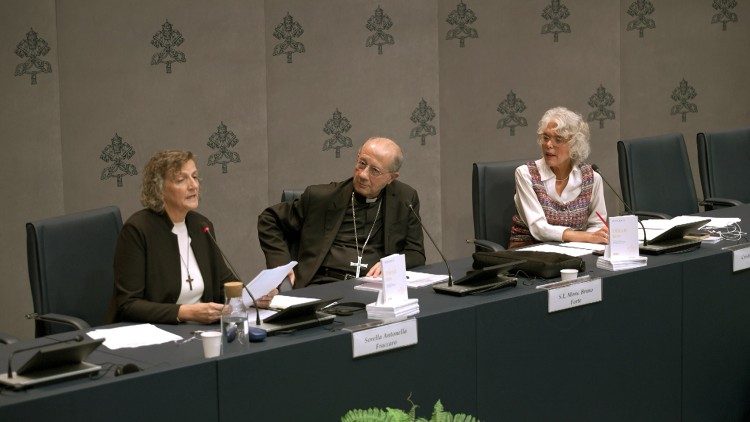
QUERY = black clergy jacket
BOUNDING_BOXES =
[257,177,426,288]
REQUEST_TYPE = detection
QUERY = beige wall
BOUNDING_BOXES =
[1,0,747,339]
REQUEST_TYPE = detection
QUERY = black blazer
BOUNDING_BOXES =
[110,209,233,324]
[258,178,426,288]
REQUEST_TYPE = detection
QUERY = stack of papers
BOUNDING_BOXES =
[639,216,742,241]
[596,255,648,271]
[366,298,419,319]
[355,271,449,291]
[88,324,182,349]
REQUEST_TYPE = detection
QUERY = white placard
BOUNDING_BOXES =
[725,244,750,272]
[380,254,408,304]
[350,318,418,358]
[548,277,603,313]
[606,215,639,260]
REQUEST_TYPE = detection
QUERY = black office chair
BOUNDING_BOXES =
[279,190,303,262]
[697,127,750,207]
[26,206,123,337]
[617,134,737,219]
[280,189,303,203]
[469,159,531,251]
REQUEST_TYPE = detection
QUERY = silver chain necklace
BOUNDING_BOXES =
[178,235,194,290]
[350,192,382,278]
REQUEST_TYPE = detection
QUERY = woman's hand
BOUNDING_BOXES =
[562,226,609,244]
[178,302,224,324]
[256,288,279,309]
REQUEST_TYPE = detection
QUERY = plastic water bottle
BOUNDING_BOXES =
[221,281,249,353]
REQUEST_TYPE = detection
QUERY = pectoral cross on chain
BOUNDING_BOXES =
[350,256,368,278]
[186,275,194,290]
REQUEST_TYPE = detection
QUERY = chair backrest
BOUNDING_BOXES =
[697,127,750,203]
[279,190,303,260]
[26,206,123,337]
[280,189,303,203]
[472,159,530,249]
[617,133,699,217]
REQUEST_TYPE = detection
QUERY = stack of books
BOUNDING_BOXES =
[596,255,648,271]
[366,298,419,320]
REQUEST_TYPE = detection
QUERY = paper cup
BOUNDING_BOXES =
[560,269,578,281]
[201,331,222,358]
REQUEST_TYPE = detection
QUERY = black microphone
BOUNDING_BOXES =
[25,312,87,331]
[405,202,454,286]
[591,164,649,246]
[202,225,266,341]
[7,335,84,378]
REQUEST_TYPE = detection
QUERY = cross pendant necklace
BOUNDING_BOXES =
[179,236,194,290]
[350,192,382,279]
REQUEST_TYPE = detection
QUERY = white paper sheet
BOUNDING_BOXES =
[242,261,297,307]
[88,324,182,349]
[358,271,449,289]
[518,244,592,257]
[268,295,319,310]
[560,242,606,252]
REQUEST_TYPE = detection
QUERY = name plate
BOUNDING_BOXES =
[724,243,750,272]
[349,318,418,358]
[548,277,603,313]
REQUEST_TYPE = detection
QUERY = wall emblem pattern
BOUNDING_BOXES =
[587,85,616,129]
[541,0,571,42]
[446,1,478,48]
[273,13,305,63]
[712,0,738,31]
[14,28,52,85]
[150,20,186,74]
[626,0,656,38]
[366,6,395,55]
[410,98,437,145]
[323,109,353,158]
[497,91,528,136]
[100,133,138,188]
[207,122,241,174]
[670,79,698,123]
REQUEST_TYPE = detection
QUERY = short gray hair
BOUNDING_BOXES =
[362,137,404,172]
[537,107,591,164]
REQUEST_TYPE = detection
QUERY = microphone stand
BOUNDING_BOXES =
[406,203,454,286]
[592,164,649,246]
[202,226,264,328]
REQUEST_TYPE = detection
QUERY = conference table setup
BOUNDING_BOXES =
[2,205,750,421]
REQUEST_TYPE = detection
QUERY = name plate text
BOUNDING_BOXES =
[350,318,417,358]
[548,277,603,313]
[725,244,750,273]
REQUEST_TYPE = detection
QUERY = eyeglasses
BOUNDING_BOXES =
[540,133,570,146]
[355,159,389,178]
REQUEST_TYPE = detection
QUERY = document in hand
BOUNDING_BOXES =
[242,261,297,307]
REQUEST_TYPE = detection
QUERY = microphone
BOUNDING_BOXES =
[591,164,648,246]
[25,312,87,331]
[405,202,454,286]
[202,224,266,342]
[7,335,84,378]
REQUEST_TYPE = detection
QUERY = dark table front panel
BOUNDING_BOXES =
[682,252,750,421]
[477,263,683,421]
[217,307,478,420]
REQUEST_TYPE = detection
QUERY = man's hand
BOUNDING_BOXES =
[366,261,383,277]
[178,302,224,324]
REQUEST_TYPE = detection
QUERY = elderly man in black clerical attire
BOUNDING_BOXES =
[258,137,425,289]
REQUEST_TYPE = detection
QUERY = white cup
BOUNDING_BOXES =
[201,331,222,358]
[560,269,579,281]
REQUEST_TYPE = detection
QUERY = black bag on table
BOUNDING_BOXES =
[472,250,585,279]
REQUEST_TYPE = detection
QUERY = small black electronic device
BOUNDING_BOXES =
[433,262,522,296]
